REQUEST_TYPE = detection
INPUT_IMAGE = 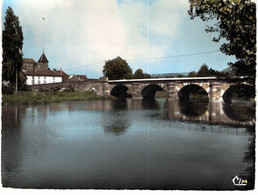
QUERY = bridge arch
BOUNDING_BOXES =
[222,84,255,104]
[178,84,209,101]
[141,84,166,100]
[110,84,132,99]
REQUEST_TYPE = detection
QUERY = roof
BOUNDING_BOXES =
[23,58,37,64]
[24,69,62,77]
[76,75,88,81]
[55,70,68,76]
[69,75,81,81]
[38,52,49,63]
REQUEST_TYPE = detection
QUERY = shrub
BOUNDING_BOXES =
[2,84,13,95]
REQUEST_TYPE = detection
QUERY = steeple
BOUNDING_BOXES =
[38,51,49,63]
[37,51,49,70]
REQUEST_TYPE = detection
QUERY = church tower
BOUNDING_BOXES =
[37,51,49,70]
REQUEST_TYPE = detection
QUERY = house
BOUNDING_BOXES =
[22,58,37,71]
[76,75,88,82]
[22,52,62,85]
[69,75,80,82]
[24,69,62,85]
[69,75,88,82]
[55,70,69,83]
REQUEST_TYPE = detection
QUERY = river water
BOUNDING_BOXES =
[1,99,255,190]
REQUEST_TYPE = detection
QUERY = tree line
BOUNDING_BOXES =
[102,58,231,80]
[102,56,151,80]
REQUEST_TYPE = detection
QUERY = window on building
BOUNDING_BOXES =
[53,76,55,83]
[44,76,46,84]
[38,76,40,84]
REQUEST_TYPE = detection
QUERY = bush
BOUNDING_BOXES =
[2,84,14,95]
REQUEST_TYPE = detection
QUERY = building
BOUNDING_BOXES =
[24,69,62,85]
[76,75,88,82]
[55,70,69,83]
[22,52,63,85]
[69,75,80,82]
[69,75,88,82]
[22,58,37,71]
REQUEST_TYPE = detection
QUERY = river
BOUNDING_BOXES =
[1,99,255,190]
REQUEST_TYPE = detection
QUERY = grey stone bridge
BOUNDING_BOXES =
[28,77,253,103]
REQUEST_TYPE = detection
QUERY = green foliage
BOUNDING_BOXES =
[2,84,14,95]
[133,69,144,79]
[103,56,133,80]
[2,7,24,86]
[188,64,230,78]
[2,91,114,105]
[143,73,151,78]
[155,91,167,98]
[133,69,151,79]
[188,0,256,85]
[195,64,217,77]
[188,71,197,77]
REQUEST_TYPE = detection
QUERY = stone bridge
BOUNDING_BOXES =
[106,77,253,104]
[27,77,254,104]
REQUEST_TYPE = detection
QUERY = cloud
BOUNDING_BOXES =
[11,0,189,76]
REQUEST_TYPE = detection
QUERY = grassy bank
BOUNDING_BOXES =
[2,91,114,105]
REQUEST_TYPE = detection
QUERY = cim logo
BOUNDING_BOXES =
[232,176,248,186]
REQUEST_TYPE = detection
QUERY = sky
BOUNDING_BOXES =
[1,0,238,78]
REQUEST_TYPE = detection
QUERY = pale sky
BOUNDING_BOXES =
[2,0,237,78]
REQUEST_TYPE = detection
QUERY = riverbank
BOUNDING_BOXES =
[2,91,115,105]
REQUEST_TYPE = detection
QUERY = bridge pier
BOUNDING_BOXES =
[167,83,179,101]
[209,83,224,101]
[131,83,143,99]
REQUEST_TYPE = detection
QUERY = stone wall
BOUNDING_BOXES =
[26,81,110,96]
[27,82,71,91]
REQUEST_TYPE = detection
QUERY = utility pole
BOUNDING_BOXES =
[15,68,18,93]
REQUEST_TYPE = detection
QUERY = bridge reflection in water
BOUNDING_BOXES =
[86,99,255,127]
[2,99,255,189]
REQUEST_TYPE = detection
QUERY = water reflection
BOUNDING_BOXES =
[103,118,130,136]
[223,102,255,122]
[1,99,255,190]
[163,100,255,126]
[102,100,130,135]
[240,126,255,189]
[2,105,26,130]
[74,99,255,125]
[179,100,208,117]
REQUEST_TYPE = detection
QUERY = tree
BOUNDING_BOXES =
[103,56,133,80]
[196,64,222,77]
[188,71,197,77]
[133,68,151,79]
[2,7,24,92]
[143,73,151,79]
[133,69,144,79]
[188,0,256,85]
[197,64,210,77]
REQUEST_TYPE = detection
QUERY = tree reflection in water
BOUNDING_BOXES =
[223,102,255,122]
[103,100,130,136]
[104,119,130,136]
[1,100,255,189]
[240,126,255,190]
